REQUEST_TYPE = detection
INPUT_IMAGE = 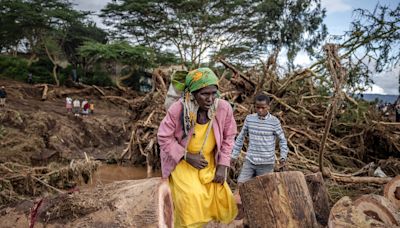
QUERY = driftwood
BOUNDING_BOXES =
[384,175,400,209]
[353,194,400,226]
[218,58,256,88]
[319,44,348,174]
[328,196,386,227]
[0,178,174,228]
[34,84,49,100]
[305,172,330,226]
[239,171,318,228]
[92,85,106,96]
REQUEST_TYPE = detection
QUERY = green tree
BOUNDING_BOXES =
[78,41,155,90]
[341,4,400,92]
[101,0,326,67]
[101,0,236,67]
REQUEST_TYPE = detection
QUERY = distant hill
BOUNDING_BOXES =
[359,94,399,104]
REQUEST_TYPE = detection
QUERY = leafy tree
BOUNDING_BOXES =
[101,0,235,67]
[63,22,108,67]
[101,0,326,67]
[0,0,31,52]
[341,4,400,92]
[78,41,155,90]
[0,0,108,85]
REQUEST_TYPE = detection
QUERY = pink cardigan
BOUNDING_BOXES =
[157,99,237,178]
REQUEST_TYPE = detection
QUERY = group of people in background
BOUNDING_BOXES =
[65,96,94,116]
[377,101,400,122]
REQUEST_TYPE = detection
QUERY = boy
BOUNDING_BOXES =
[231,94,288,183]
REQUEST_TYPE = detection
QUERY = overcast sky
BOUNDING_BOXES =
[71,0,400,95]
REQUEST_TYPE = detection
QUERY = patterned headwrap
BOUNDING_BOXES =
[181,68,219,136]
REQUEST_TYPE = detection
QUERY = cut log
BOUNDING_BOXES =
[328,196,386,228]
[384,175,400,209]
[239,171,318,228]
[353,194,400,226]
[305,172,330,226]
[0,177,174,228]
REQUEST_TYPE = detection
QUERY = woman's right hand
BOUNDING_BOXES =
[185,153,208,169]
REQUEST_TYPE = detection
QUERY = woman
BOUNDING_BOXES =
[158,68,238,227]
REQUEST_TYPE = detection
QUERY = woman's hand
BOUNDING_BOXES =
[213,165,228,184]
[185,153,208,169]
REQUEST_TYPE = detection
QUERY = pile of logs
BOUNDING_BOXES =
[239,171,400,227]
[329,176,400,227]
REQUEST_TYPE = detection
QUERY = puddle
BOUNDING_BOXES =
[82,164,161,188]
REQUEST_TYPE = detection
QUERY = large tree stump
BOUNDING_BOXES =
[384,175,400,209]
[239,171,318,228]
[305,172,330,226]
[328,196,386,228]
[0,177,173,228]
[354,194,400,226]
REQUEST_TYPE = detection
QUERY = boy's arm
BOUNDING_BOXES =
[274,120,288,161]
[231,116,249,159]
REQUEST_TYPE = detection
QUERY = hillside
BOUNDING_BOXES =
[0,79,137,165]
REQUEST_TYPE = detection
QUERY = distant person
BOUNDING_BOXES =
[0,86,7,107]
[383,102,390,117]
[65,96,72,113]
[89,100,94,114]
[72,68,77,82]
[72,98,81,116]
[81,99,89,115]
[27,72,33,84]
[231,94,288,184]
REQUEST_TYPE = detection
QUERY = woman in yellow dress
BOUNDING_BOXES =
[158,68,238,227]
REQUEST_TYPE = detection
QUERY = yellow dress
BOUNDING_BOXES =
[169,122,238,227]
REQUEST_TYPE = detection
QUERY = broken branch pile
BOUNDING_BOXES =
[0,159,99,205]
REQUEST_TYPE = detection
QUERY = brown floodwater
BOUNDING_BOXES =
[82,164,161,188]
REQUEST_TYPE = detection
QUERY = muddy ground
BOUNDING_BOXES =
[0,79,139,166]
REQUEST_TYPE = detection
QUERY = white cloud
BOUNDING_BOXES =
[70,0,110,12]
[371,66,400,95]
[321,0,352,14]
[70,0,111,29]
[364,84,386,94]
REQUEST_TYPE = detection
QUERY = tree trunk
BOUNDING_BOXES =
[239,171,318,228]
[0,178,174,228]
[354,194,400,226]
[52,65,59,86]
[328,196,386,227]
[305,172,330,226]
[41,84,48,101]
[384,175,400,209]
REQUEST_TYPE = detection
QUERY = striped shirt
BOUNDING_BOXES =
[231,113,288,165]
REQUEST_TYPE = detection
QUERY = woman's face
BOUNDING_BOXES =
[193,85,218,111]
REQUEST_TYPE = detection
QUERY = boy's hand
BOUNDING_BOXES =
[213,165,228,184]
[185,153,208,169]
[278,158,288,172]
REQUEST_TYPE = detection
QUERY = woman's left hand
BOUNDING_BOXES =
[213,165,228,184]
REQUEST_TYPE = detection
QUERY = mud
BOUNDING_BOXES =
[0,79,133,165]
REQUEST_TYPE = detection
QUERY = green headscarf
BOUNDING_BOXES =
[185,68,219,93]
[181,68,219,137]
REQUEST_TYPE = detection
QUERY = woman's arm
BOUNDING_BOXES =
[157,103,185,177]
[217,101,237,167]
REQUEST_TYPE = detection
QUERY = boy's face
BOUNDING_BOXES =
[255,100,269,117]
